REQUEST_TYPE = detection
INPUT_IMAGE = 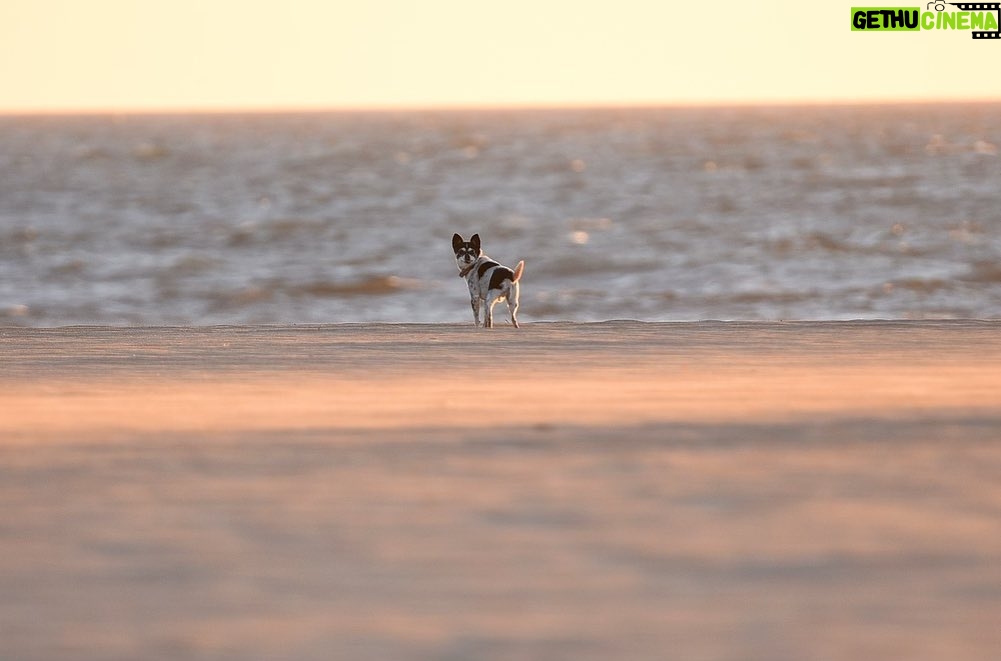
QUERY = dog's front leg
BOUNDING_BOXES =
[470,297,481,327]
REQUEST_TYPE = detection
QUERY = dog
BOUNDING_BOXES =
[452,233,524,328]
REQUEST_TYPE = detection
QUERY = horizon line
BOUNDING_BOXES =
[3,95,1001,117]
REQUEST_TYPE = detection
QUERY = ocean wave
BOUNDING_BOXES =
[204,276,422,312]
[963,261,1001,284]
[289,276,421,297]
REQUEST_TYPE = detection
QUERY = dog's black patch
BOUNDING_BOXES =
[489,267,514,290]
[477,261,498,278]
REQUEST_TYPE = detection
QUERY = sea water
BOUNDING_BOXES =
[1,104,999,325]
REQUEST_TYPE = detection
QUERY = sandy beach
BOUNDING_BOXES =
[2,321,1000,660]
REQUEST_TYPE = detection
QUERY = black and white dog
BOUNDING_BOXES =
[452,233,524,328]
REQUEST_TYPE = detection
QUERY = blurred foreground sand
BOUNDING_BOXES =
[1,322,999,660]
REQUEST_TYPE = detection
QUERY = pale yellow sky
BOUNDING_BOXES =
[1,0,999,112]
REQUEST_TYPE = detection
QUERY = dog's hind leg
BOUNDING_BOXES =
[485,290,506,329]
[504,282,520,328]
[507,283,520,329]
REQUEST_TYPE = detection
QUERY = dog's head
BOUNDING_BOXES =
[452,233,481,269]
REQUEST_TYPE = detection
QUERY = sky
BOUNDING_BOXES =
[1,0,1000,113]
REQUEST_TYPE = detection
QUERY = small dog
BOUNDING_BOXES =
[452,233,524,328]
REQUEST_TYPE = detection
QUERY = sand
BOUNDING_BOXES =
[1,321,1000,660]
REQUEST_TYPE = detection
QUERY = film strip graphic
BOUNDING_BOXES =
[948,2,1001,37]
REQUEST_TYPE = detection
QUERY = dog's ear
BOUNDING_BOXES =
[452,233,463,253]
[470,233,481,254]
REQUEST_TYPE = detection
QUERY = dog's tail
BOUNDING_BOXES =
[512,260,525,283]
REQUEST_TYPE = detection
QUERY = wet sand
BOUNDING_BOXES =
[2,321,1000,660]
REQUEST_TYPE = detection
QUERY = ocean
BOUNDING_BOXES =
[1,103,999,326]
